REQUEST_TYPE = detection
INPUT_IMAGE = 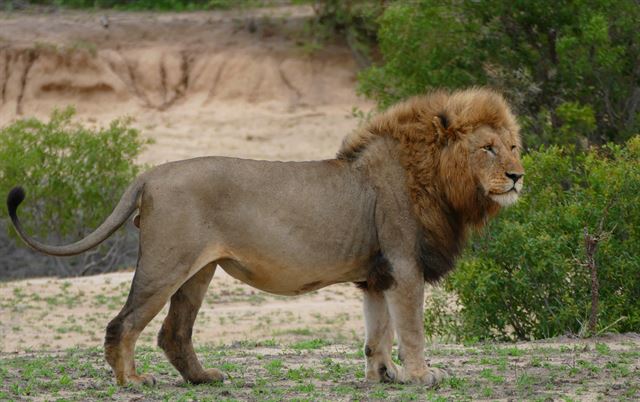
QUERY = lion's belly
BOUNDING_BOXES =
[217,256,368,296]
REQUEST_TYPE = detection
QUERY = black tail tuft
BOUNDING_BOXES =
[7,186,25,220]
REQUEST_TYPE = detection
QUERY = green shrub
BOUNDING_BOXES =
[308,0,385,66]
[358,0,640,147]
[440,137,640,341]
[0,108,149,276]
[358,1,481,108]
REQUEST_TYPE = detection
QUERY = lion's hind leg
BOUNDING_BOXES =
[158,262,224,384]
[104,250,193,386]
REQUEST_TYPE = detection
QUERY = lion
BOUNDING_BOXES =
[7,87,524,387]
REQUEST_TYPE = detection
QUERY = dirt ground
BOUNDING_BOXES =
[1,272,639,401]
[0,270,363,353]
[1,6,639,401]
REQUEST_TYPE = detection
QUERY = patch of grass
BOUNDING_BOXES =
[479,368,505,384]
[290,338,328,350]
[479,355,508,371]
[577,359,601,374]
[286,366,314,381]
[273,327,313,337]
[516,372,536,393]
[264,359,283,376]
[595,342,611,355]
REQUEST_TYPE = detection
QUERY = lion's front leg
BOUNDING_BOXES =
[384,268,448,386]
[362,289,403,382]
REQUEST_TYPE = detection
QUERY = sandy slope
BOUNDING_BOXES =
[0,6,373,164]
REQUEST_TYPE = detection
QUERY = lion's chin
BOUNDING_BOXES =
[489,190,520,207]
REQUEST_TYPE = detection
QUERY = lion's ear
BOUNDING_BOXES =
[432,113,453,142]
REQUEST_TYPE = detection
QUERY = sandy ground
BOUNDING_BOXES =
[0,270,364,353]
[0,6,371,352]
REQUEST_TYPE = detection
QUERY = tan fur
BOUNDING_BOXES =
[8,87,523,387]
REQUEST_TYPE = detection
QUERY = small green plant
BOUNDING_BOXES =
[0,107,149,276]
[264,359,283,376]
[290,338,328,350]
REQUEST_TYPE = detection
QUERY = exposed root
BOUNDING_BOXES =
[158,51,191,111]
[278,61,301,101]
[16,49,37,115]
[160,54,168,105]
[205,58,228,103]
[119,51,152,108]
[1,49,10,105]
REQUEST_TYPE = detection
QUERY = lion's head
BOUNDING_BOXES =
[339,87,523,220]
[432,89,523,213]
[338,87,524,281]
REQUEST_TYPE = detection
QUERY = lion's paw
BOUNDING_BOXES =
[189,368,225,384]
[366,361,404,383]
[128,373,157,387]
[405,367,449,387]
[203,368,225,383]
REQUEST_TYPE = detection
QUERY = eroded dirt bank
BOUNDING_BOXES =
[0,7,372,164]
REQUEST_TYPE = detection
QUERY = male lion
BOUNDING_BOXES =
[7,87,524,387]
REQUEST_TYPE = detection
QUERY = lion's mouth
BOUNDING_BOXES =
[490,187,518,196]
[489,187,520,206]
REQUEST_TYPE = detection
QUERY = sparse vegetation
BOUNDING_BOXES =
[1,338,638,400]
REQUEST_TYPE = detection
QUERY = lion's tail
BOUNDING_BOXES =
[6,178,144,257]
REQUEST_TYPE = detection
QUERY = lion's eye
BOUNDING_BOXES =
[483,145,495,154]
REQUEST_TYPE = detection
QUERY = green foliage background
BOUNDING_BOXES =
[358,0,640,149]
[449,139,640,340]
[352,0,640,339]
[0,108,146,237]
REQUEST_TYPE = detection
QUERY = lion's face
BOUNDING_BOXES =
[466,125,524,207]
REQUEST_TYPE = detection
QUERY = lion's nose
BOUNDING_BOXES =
[506,172,524,183]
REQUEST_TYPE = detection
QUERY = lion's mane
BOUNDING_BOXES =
[339,88,520,282]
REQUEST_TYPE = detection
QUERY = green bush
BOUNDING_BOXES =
[439,137,640,341]
[0,108,148,276]
[358,0,640,148]
[308,0,385,66]
[358,1,481,108]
